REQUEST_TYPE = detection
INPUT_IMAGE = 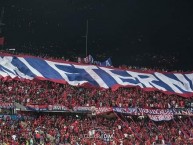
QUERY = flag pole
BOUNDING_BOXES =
[85,20,88,57]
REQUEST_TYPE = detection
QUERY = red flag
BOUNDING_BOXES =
[0,37,4,45]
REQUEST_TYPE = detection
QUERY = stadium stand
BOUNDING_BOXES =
[0,51,193,145]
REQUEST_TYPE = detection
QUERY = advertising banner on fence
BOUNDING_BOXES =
[0,103,14,109]
[148,114,174,121]
[73,106,93,113]
[113,107,138,115]
[47,105,69,111]
[138,108,173,115]
[113,107,193,116]
[172,108,193,115]
[25,104,193,116]
[95,107,112,115]
[26,104,69,112]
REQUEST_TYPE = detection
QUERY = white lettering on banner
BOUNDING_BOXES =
[73,106,92,112]
[0,103,14,108]
[113,108,138,114]
[175,74,193,92]
[174,108,192,115]
[148,114,173,121]
[185,73,193,89]
[181,109,191,115]
[155,72,190,93]
[127,71,167,91]
[18,57,44,78]
[137,108,173,115]
[53,105,61,110]
[74,65,108,88]
[0,57,32,79]
[51,105,68,111]
[0,67,9,77]
[95,107,112,114]
[100,67,143,87]
[0,57,17,78]
[47,61,87,85]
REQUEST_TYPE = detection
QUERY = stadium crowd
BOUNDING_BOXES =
[1,51,193,145]
[1,113,193,145]
[0,1,193,144]
[0,79,192,109]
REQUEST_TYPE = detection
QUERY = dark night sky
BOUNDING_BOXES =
[1,0,193,70]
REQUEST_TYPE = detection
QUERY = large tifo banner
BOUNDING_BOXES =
[0,54,193,97]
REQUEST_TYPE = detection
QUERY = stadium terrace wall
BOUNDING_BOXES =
[25,105,193,116]
[0,54,193,97]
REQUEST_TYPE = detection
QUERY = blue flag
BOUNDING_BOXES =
[101,58,112,67]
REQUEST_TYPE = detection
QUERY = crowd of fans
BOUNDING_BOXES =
[1,113,193,145]
[0,1,193,144]
[0,79,192,109]
[1,51,193,145]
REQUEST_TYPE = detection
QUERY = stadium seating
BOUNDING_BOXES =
[0,79,190,109]
[0,51,193,144]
